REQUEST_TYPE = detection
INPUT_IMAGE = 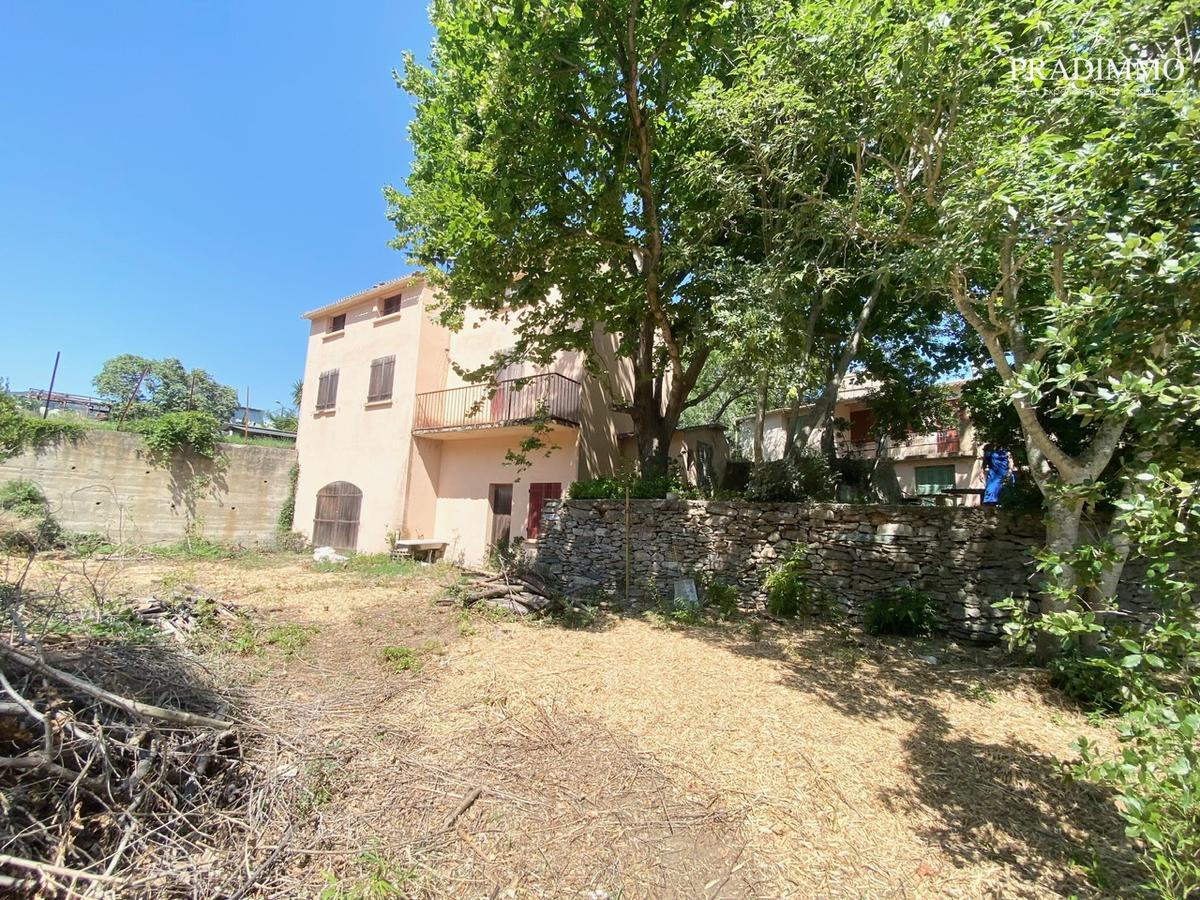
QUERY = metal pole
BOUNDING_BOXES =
[244,386,250,437]
[116,366,150,430]
[41,351,61,418]
[188,372,196,411]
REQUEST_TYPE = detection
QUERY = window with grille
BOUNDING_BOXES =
[312,481,362,550]
[315,370,339,410]
[525,482,562,540]
[367,356,395,403]
[915,464,956,495]
[328,313,346,333]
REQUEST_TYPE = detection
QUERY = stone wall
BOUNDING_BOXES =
[535,499,1152,642]
[0,430,296,546]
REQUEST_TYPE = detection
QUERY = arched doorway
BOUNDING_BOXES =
[312,481,362,550]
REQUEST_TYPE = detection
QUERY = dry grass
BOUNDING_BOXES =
[9,555,1136,897]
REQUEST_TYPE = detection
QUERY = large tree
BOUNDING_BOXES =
[389,0,738,475]
[93,354,239,422]
[684,0,964,463]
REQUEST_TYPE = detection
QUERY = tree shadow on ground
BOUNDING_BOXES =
[553,608,1140,896]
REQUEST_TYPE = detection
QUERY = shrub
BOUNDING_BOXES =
[567,476,623,499]
[567,469,684,500]
[763,551,836,618]
[704,580,740,620]
[0,392,84,461]
[745,454,837,502]
[278,463,299,530]
[864,586,940,636]
[133,411,222,462]
[0,479,61,549]
[721,458,752,492]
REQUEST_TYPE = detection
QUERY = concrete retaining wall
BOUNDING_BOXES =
[534,499,1153,642]
[0,430,296,546]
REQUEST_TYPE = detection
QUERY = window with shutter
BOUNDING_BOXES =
[525,482,562,539]
[367,356,395,403]
[381,295,402,316]
[328,313,346,333]
[315,369,339,410]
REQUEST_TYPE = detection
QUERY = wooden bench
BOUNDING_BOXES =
[391,539,448,563]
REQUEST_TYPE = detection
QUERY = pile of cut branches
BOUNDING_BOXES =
[455,566,557,616]
[128,585,246,645]
[0,556,279,897]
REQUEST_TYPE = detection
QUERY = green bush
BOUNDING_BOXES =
[1048,651,1126,711]
[0,479,61,549]
[566,470,684,500]
[133,411,222,461]
[864,586,940,636]
[704,580,740,620]
[567,476,623,499]
[745,454,837,502]
[278,463,299,530]
[0,393,84,461]
[763,551,836,618]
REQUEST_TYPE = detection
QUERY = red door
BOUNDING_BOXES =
[525,482,562,539]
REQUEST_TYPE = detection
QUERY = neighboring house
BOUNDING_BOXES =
[736,377,984,503]
[293,275,727,561]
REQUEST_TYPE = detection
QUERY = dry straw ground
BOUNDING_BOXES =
[16,554,1137,897]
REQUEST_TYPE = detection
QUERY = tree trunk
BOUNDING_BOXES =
[752,373,768,463]
[1035,491,1084,664]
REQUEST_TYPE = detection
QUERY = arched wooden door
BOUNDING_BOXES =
[312,481,362,550]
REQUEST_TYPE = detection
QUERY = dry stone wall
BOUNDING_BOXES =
[534,499,1153,642]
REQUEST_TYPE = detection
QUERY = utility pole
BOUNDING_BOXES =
[244,386,251,437]
[116,366,151,430]
[42,351,61,419]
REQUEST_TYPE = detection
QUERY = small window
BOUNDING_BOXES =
[381,295,402,317]
[849,409,874,444]
[328,313,346,333]
[367,356,395,403]
[915,464,956,495]
[315,369,339,410]
[525,482,562,540]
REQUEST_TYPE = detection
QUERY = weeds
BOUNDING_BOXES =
[864,586,940,636]
[379,640,442,673]
[320,849,418,899]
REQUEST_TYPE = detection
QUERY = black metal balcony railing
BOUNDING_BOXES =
[413,372,582,432]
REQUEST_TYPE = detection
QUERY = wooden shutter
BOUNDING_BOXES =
[368,356,395,402]
[525,482,562,540]
[849,409,874,444]
[313,481,362,549]
[316,370,339,410]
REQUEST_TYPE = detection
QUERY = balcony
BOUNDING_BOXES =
[413,372,582,434]
[837,429,967,460]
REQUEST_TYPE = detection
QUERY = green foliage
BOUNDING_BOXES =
[864,587,940,637]
[567,466,684,500]
[262,623,317,658]
[0,479,61,549]
[1048,651,1126,711]
[147,535,242,561]
[764,551,836,619]
[567,477,624,500]
[0,392,84,461]
[93,354,238,421]
[703,580,739,621]
[133,411,223,462]
[314,553,421,579]
[320,850,418,899]
[745,455,836,503]
[1075,694,1200,900]
[379,640,441,674]
[278,464,299,530]
[392,0,738,476]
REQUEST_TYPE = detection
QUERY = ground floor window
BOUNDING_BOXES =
[525,482,562,539]
[313,481,362,549]
[915,464,956,496]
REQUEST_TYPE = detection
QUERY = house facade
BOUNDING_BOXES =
[293,275,727,562]
[736,379,985,503]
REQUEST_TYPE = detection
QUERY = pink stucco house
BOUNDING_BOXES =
[293,275,728,561]
[735,377,985,503]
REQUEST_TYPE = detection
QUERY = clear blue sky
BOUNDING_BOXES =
[0,2,434,414]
